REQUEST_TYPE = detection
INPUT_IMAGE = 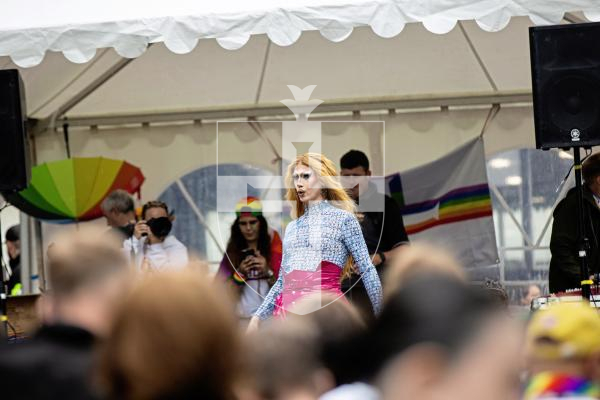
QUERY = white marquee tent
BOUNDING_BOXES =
[2,0,599,291]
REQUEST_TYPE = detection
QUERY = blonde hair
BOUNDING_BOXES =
[285,153,356,278]
[47,227,130,299]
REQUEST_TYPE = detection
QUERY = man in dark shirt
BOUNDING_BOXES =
[340,150,409,319]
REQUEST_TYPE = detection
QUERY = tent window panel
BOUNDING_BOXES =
[487,148,572,303]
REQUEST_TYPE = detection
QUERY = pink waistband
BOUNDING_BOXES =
[274,261,344,318]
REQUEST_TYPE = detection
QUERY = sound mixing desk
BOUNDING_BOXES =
[531,288,600,311]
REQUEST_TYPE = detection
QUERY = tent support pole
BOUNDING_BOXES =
[31,50,148,135]
[564,13,587,24]
[458,22,498,92]
[32,90,532,132]
[254,40,271,104]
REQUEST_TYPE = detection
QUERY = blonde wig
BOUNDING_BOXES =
[285,153,357,278]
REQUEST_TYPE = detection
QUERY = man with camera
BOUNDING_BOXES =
[123,200,189,271]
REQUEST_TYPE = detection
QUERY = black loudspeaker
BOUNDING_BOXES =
[0,69,29,192]
[530,22,600,150]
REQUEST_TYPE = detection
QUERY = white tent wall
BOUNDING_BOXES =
[33,106,535,202]
[32,104,535,279]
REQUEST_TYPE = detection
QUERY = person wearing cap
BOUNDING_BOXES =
[524,303,600,399]
[5,224,22,295]
[217,196,282,321]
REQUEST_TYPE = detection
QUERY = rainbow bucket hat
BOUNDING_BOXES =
[235,196,262,217]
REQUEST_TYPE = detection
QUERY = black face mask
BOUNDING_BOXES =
[146,217,172,238]
[117,223,136,238]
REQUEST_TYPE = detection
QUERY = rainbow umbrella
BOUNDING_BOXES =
[3,157,144,223]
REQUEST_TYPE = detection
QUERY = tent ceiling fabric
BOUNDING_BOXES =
[2,0,600,68]
[3,18,535,121]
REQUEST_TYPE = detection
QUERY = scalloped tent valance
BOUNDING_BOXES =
[2,0,600,68]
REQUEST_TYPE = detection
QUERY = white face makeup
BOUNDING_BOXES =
[293,164,324,204]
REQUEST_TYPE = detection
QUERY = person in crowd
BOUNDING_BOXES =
[361,275,523,400]
[218,196,282,321]
[248,153,382,329]
[97,270,240,400]
[244,319,335,400]
[5,224,22,295]
[524,303,600,399]
[550,152,600,293]
[339,150,409,319]
[383,243,466,301]
[100,190,137,239]
[521,284,542,307]
[123,200,188,271]
[0,227,131,400]
[289,294,368,397]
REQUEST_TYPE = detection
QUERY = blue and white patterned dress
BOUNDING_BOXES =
[254,200,383,319]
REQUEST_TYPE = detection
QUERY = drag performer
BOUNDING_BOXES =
[248,153,383,329]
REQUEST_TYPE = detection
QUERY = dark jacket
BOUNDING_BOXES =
[7,255,21,294]
[0,324,98,400]
[342,183,409,320]
[549,186,600,293]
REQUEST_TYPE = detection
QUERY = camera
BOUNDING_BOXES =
[145,217,172,238]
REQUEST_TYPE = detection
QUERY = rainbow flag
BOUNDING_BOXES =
[399,184,492,235]
[385,137,498,275]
